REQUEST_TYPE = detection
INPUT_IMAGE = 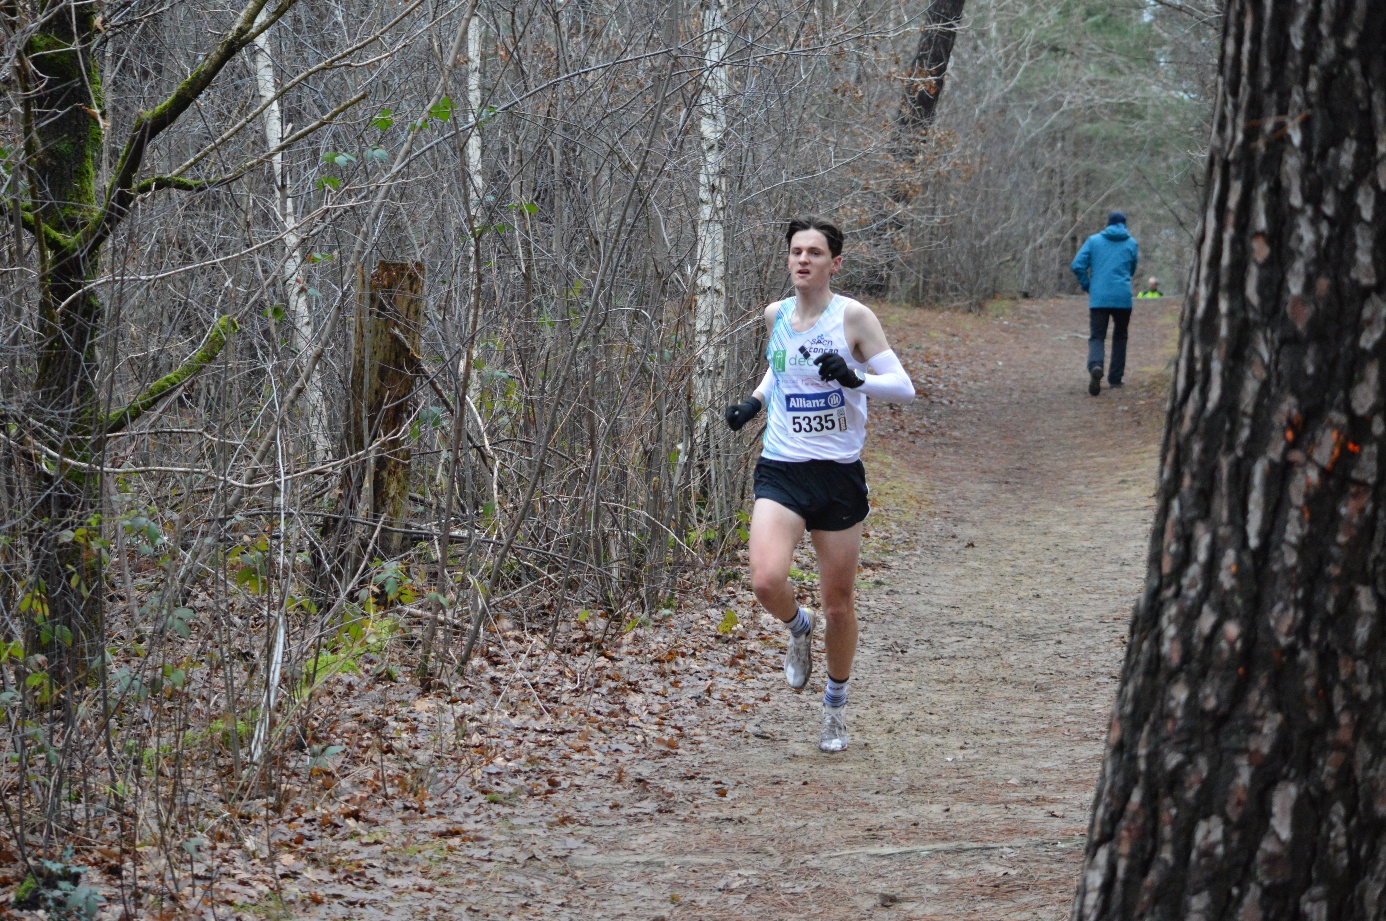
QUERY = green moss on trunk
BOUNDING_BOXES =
[23,8,123,683]
[26,14,102,234]
[104,316,239,434]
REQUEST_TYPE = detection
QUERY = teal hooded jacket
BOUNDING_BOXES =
[1071,224,1139,309]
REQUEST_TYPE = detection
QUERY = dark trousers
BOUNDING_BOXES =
[1088,308,1131,385]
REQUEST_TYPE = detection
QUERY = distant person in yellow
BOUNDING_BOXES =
[1136,277,1163,298]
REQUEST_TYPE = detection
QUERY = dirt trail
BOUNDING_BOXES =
[283,295,1181,921]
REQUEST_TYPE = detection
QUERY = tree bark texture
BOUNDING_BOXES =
[23,3,106,683]
[692,0,731,510]
[333,261,424,567]
[249,8,329,460]
[1074,4,1386,920]
[17,0,278,689]
[899,0,964,135]
[873,0,964,290]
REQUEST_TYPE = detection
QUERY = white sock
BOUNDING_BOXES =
[824,674,848,709]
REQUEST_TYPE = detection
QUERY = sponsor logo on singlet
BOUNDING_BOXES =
[774,341,832,373]
[783,388,848,436]
[785,392,835,412]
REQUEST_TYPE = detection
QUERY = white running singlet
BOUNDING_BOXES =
[761,295,869,463]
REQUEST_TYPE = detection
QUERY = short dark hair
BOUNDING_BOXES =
[785,215,844,258]
[1107,211,1127,226]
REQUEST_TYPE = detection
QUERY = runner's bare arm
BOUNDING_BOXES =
[751,303,780,400]
[843,302,915,403]
[843,301,891,361]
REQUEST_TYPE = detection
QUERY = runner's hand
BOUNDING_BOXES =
[813,352,863,388]
[725,397,763,432]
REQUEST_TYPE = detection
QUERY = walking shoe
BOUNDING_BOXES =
[819,705,848,752]
[784,609,814,691]
[1088,367,1102,396]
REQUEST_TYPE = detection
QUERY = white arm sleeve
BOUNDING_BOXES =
[855,349,915,403]
[751,366,775,402]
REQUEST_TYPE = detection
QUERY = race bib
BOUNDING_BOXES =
[784,389,848,438]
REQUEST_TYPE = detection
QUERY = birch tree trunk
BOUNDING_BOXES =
[692,0,730,471]
[466,6,484,200]
[1073,3,1386,918]
[250,10,330,460]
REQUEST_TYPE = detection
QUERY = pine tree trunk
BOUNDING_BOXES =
[877,0,965,295]
[899,0,964,136]
[1073,3,1386,919]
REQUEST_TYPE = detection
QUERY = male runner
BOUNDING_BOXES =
[725,215,915,751]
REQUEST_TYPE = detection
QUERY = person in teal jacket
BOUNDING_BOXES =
[1071,212,1139,395]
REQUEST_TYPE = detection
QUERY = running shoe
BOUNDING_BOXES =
[784,609,814,690]
[1089,367,1102,396]
[819,704,848,752]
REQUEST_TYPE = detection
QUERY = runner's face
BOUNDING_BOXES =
[787,230,841,293]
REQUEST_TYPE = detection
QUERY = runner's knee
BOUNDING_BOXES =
[819,595,855,622]
[749,563,790,603]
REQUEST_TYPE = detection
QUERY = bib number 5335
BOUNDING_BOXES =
[783,388,847,439]
[791,412,838,435]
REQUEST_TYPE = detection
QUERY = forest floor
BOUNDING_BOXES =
[11,294,1181,921]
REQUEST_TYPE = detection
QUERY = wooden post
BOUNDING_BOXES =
[331,261,424,576]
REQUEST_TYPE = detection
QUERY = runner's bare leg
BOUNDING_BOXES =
[810,523,862,680]
[748,498,806,623]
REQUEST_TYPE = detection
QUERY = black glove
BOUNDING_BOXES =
[813,351,863,388]
[725,396,763,432]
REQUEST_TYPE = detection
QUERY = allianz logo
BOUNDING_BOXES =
[786,393,834,411]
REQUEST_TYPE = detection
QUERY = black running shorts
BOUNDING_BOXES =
[753,458,870,532]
